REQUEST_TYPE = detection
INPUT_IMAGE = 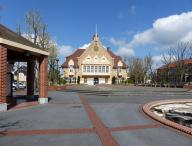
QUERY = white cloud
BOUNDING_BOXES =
[79,43,90,49]
[130,11,192,47]
[58,45,74,57]
[109,37,134,57]
[57,45,74,65]
[152,55,163,68]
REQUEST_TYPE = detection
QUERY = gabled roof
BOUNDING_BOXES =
[61,33,127,69]
[0,24,49,55]
[61,48,127,69]
[61,49,85,68]
[107,49,127,69]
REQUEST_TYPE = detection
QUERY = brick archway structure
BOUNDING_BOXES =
[0,24,49,111]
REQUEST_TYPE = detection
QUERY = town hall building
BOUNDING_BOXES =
[61,33,128,85]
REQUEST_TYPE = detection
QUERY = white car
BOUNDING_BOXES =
[18,82,26,89]
[12,82,26,90]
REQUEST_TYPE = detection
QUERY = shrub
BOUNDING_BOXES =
[60,78,66,84]
[127,78,134,84]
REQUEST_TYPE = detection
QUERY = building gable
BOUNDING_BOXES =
[78,34,113,67]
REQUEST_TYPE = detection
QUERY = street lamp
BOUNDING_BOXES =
[59,66,61,84]
[56,58,59,84]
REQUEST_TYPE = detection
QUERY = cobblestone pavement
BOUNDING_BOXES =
[0,85,192,146]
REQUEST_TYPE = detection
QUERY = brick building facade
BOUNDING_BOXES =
[157,59,192,85]
[0,24,49,111]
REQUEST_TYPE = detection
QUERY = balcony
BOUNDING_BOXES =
[82,72,110,76]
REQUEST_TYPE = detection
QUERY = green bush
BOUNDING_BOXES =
[60,78,66,84]
[112,76,116,84]
[127,78,134,84]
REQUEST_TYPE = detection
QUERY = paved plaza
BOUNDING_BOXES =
[0,85,192,146]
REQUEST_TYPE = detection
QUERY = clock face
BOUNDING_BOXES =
[94,45,98,51]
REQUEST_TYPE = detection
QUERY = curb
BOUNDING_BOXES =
[142,99,192,136]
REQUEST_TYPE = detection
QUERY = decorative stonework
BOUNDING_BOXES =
[142,99,192,135]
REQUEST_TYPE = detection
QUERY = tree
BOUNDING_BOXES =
[25,9,58,85]
[127,57,144,84]
[143,54,156,83]
[25,10,41,45]
[171,42,192,83]
[161,42,192,84]
[48,40,58,84]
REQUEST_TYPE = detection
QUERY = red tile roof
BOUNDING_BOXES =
[61,49,85,68]
[107,49,127,69]
[158,58,192,70]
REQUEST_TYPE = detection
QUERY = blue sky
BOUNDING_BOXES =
[1,0,192,66]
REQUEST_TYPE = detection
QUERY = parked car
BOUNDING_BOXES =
[12,82,26,90]
[18,82,26,89]
[12,82,18,91]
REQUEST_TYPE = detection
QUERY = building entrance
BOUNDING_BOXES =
[94,77,99,85]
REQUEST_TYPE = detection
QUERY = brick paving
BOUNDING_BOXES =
[0,85,192,146]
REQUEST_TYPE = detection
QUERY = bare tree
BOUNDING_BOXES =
[161,42,192,85]
[25,9,58,86]
[128,57,144,84]
[16,23,22,36]
[143,54,154,83]
[161,48,174,84]
[172,42,192,83]
[25,9,41,45]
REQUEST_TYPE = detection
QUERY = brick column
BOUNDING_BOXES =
[39,55,48,104]
[27,61,35,98]
[0,45,7,111]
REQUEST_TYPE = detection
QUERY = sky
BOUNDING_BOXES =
[1,0,192,67]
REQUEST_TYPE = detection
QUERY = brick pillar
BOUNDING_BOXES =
[0,45,7,111]
[27,61,35,98]
[39,55,48,104]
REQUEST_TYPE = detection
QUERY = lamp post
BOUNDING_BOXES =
[59,66,61,84]
[56,58,59,84]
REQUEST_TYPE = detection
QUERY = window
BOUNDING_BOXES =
[102,66,105,72]
[106,66,109,73]
[99,66,101,72]
[87,66,90,72]
[91,66,94,72]
[95,66,98,73]
[83,65,86,72]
